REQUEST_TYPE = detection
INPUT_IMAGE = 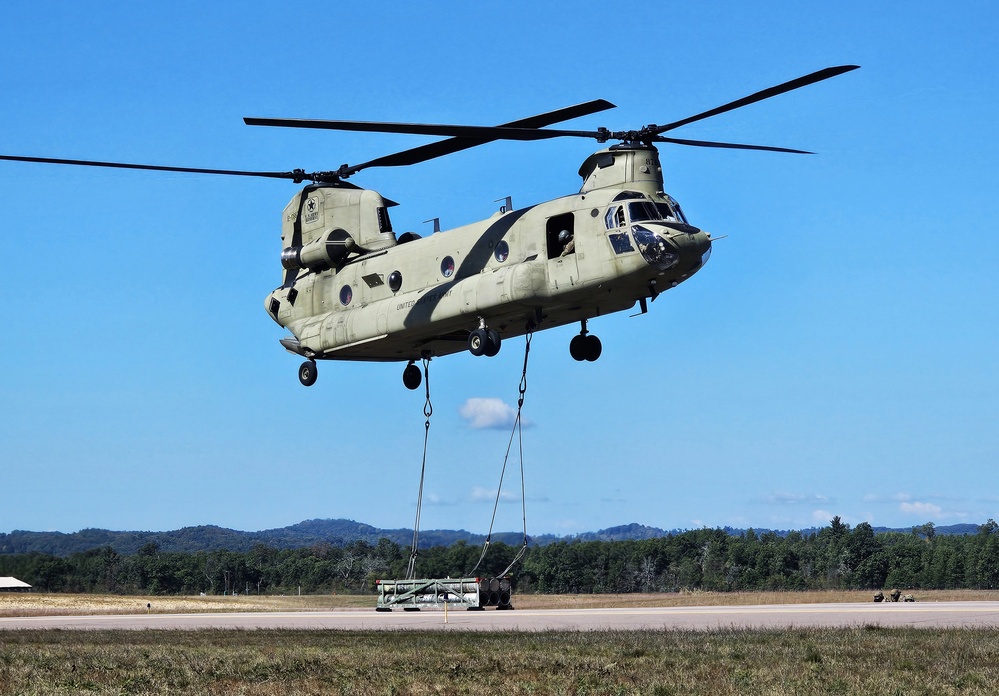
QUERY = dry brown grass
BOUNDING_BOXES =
[3,589,997,617]
[3,591,999,693]
[0,593,370,617]
[513,588,999,609]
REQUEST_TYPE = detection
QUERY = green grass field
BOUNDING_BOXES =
[2,626,999,694]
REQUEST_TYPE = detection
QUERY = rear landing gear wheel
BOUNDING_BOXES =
[298,360,318,387]
[569,334,587,361]
[403,362,422,390]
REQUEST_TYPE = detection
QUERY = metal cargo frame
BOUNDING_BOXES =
[375,576,512,611]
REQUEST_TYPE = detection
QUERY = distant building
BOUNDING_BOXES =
[0,576,31,592]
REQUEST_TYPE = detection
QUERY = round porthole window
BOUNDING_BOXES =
[388,270,403,292]
[440,256,455,278]
[494,240,509,263]
[339,285,353,305]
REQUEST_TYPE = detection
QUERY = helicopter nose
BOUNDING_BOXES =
[667,228,712,276]
[693,231,712,267]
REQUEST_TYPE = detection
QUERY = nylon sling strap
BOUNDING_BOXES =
[466,329,533,578]
[405,357,433,580]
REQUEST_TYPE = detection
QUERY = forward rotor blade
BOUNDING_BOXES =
[0,153,311,181]
[348,99,615,174]
[654,136,813,154]
[653,65,860,135]
[245,118,547,139]
[244,99,614,142]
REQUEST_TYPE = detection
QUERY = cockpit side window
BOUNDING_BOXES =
[604,205,634,254]
[604,206,621,230]
[669,197,689,224]
[608,232,634,254]
[656,195,689,224]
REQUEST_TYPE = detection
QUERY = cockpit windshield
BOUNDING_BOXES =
[627,201,662,223]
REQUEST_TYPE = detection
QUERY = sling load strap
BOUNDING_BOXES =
[406,357,433,580]
[465,329,532,578]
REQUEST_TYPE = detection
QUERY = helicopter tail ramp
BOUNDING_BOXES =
[375,577,513,611]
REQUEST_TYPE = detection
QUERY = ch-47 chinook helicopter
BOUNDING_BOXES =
[2,65,857,390]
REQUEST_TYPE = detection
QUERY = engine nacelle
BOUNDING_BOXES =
[281,228,355,272]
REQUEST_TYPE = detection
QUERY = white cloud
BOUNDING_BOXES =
[812,509,834,522]
[424,493,455,506]
[470,486,517,503]
[766,492,830,505]
[899,501,942,517]
[552,519,582,533]
[459,397,525,430]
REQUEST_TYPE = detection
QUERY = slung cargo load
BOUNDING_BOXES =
[375,576,513,611]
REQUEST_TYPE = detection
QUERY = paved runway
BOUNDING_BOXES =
[3,602,999,631]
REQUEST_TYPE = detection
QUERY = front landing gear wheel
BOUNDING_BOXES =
[484,329,501,357]
[569,329,602,362]
[298,360,318,387]
[468,328,488,356]
[402,362,422,390]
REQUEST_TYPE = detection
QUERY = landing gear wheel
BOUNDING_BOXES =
[484,329,501,357]
[569,333,602,361]
[583,334,602,362]
[402,362,422,390]
[468,328,488,356]
[298,360,318,387]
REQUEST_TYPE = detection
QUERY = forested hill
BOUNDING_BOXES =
[0,519,543,556]
[0,518,982,557]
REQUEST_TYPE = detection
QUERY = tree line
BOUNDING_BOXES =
[2,518,997,595]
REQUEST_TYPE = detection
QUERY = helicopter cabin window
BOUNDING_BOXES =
[339,285,353,306]
[494,240,510,263]
[546,212,575,260]
[440,256,455,278]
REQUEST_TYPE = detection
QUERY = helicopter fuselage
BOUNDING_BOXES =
[0,66,858,388]
[265,144,712,366]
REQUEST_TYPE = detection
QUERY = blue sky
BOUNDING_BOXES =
[1,2,996,537]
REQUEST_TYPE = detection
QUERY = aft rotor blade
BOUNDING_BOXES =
[0,153,313,181]
[652,65,860,135]
[654,136,813,154]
